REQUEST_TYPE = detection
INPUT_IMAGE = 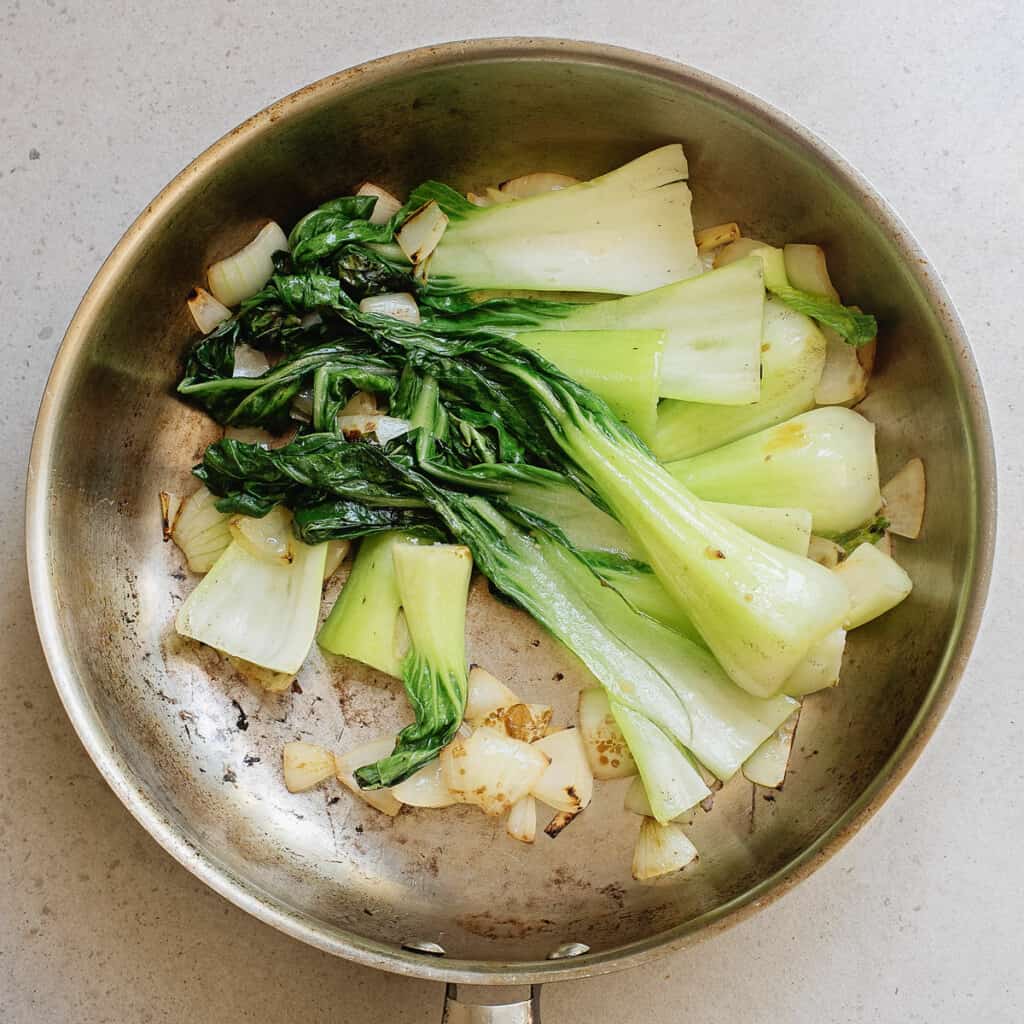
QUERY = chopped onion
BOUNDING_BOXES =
[783,628,846,697]
[530,728,593,814]
[290,389,313,423]
[187,286,232,334]
[391,757,460,808]
[171,486,231,573]
[335,739,403,816]
[742,709,801,788]
[356,181,402,225]
[808,534,844,569]
[834,543,913,629]
[282,741,336,793]
[782,244,839,301]
[631,818,698,881]
[322,540,350,581]
[228,504,294,565]
[207,221,289,308]
[507,795,537,843]
[544,809,582,838]
[713,237,770,269]
[396,201,448,264]
[466,191,492,207]
[464,666,520,725]
[624,775,657,818]
[339,390,379,417]
[159,490,182,541]
[358,292,421,325]
[499,172,580,198]
[500,703,553,743]
[232,344,270,379]
[814,329,872,405]
[338,414,411,446]
[577,687,637,780]
[441,726,548,816]
[695,222,741,253]
[227,655,294,693]
[881,458,926,539]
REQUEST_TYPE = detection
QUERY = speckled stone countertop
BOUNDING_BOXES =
[2,2,1022,1021]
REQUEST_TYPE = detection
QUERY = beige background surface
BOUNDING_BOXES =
[2,2,1022,1021]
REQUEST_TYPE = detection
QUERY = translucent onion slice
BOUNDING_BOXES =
[530,728,594,814]
[337,414,411,445]
[834,543,913,629]
[282,741,336,793]
[322,540,350,581]
[713,237,770,268]
[391,757,460,808]
[171,486,231,573]
[808,535,844,569]
[227,655,294,693]
[356,181,402,224]
[881,458,926,539]
[232,344,270,379]
[358,291,421,325]
[464,666,520,725]
[506,795,537,843]
[207,221,289,307]
[339,390,379,417]
[577,687,638,780]
[396,201,448,264]
[632,818,698,881]
[742,709,801,788]
[290,389,313,423]
[499,704,553,743]
[228,504,294,565]
[335,738,403,816]
[159,490,182,541]
[783,628,846,697]
[499,172,580,198]
[441,726,549,816]
[187,286,231,333]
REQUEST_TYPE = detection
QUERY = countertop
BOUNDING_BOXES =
[2,2,1022,1021]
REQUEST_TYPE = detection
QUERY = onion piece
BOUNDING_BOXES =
[441,726,549,816]
[464,666,520,725]
[227,655,294,693]
[499,703,553,744]
[833,543,913,629]
[358,291,421,325]
[339,391,379,417]
[207,221,289,307]
[577,687,638,780]
[356,182,402,225]
[499,172,580,198]
[171,486,231,573]
[396,201,448,264]
[782,628,846,697]
[228,504,294,565]
[881,458,926,539]
[282,741,337,793]
[232,344,270,379]
[338,414,411,445]
[631,818,698,881]
[159,490,182,541]
[391,757,460,808]
[290,389,313,423]
[335,739,403,816]
[187,286,232,334]
[530,728,593,814]
[506,795,537,843]
[713,236,770,268]
[808,535,844,569]
[544,809,582,838]
[782,244,839,300]
[695,222,740,253]
[466,191,492,208]
[742,709,801,788]
[322,540,350,581]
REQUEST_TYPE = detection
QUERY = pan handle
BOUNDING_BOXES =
[441,984,541,1023]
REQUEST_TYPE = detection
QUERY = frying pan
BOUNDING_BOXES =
[26,39,995,1021]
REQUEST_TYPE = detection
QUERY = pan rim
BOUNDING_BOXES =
[25,36,996,985]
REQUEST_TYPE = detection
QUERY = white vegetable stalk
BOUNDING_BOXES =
[358,292,421,325]
[207,221,289,308]
[390,758,460,808]
[440,726,549,815]
[833,543,913,629]
[282,742,337,793]
[577,687,638,780]
[428,145,703,295]
[782,628,846,697]
[530,728,594,814]
[506,795,537,843]
[499,172,580,198]
[667,407,882,534]
[706,501,812,557]
[356,182,402,224]
[881,458,926,539]
[228,504,295,565]
[171,486,231,573]
[653,299,827,460]
[335,738,403,816]
[175,538,327,673]
[742,708,801,788]
[187,286,231,334]
[632,818,698,881]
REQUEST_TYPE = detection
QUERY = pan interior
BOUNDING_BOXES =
[32,46,984,973]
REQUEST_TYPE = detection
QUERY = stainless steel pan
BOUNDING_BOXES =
[26,38,995,1021]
